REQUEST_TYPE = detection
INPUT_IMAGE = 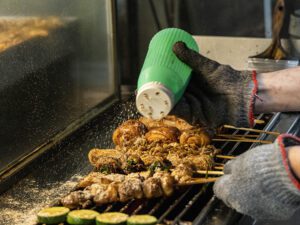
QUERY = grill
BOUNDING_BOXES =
[0,99,300,225]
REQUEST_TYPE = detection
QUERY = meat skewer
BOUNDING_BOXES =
[88,145,219,173]
[60,164,217,209]
[113,117,213,149]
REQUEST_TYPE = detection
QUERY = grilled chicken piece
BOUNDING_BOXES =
[183,154,214,170]
[179,128,211,147]
[153,171,174,196]
[88,149,125,172]
[139,115,193,131]
[86,184,107,196]
[118,177,144,202]
[145,126,180,143]
[113,120,148,146]
[89,149,146,174]
[61,190,93,209]
[77,172,125,188]
[143,177,163,198]
[93,182,119,205]
[171,163,194,184]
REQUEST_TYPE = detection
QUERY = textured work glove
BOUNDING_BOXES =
[172,42,258,128]
[213,134,300,221]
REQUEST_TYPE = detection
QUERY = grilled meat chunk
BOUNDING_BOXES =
[171,163,194,184]
[61,190,93,209]
[143,177,163,198]
[93,182,119,205]
[153,171,175,196]
[179,128,211,147]
[118,177,144,202]
[77,172,125,188]
[113,120,148,146]
[88,149,125,173]
[145,126,180,143]
[139,115,193,131]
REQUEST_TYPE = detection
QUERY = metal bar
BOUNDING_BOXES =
[192,196,219,225]
[171,184,209,225]
[286,115,300,135]
[157,186,194,224]
[264,0,273,38]
[148,197,167,215]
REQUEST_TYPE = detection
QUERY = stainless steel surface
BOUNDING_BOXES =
[0,0,119,173]
[193,36,300,70]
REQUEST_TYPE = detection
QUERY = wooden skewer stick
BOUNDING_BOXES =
[214,166,224,170]
[223,125,280,136]
[216,155,236,159]
[196,170,224,175]
[254,119,265,124]
[180,177,218,185]
[212,138,272,144]
[217,134,260,138]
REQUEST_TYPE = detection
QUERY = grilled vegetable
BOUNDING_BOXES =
[96,212,129,225]
[67,209,100,225]
[127,215,157,225]
[37,206,69,224]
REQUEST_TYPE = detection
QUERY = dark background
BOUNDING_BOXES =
[116,0,300,85]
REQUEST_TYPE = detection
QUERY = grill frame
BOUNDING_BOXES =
[0,99,299,225]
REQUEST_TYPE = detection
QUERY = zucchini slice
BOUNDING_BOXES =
[37,206,70,224]
[127,215,157,225]
[96,212,129,225]
[67,209,100,225]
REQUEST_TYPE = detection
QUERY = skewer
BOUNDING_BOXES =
[180,177,218,185]
[217,134,260,138]
[216,155,235,159]
[196,170,224,175]
[213,166,224,170]
[212,138,272,144]
[223,125,280,136]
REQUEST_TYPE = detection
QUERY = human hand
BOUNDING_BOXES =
[213,134,300,221]
[172,42,258,128]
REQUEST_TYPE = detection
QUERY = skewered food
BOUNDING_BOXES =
[145,126,180,143]
[77,172,126,189]
[112,120,148,147]
[94,182,119,205]
[89,143,219,172]
[171,163,194,184]
[88,149,126,173]
[60,168,191,209]
[179,128,211,146]
[139,115,194,131]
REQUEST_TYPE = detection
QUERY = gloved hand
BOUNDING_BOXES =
[213,134,300,221]
[172,42,258,128]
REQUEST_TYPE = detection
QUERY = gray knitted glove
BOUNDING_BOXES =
[172,42,258,128]
[213,134,300,221]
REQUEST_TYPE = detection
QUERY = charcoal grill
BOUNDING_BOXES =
[0,97,299,224]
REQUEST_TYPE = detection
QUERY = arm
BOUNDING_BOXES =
[256,67,300,113]
[288,145,300,179]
